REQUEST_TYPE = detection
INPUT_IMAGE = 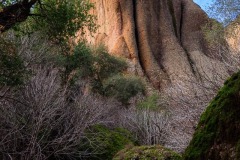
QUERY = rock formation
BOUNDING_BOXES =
[82,0,235,152]
[85,0,229,91]
[226,16,240,54]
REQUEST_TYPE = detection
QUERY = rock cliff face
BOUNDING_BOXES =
[85,0,228,90]
[226,17,240,54]
[82,0,238,152]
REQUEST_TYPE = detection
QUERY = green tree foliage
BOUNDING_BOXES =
[93,46,127,80]
[208,0,240,25]
[137,93,161,111]
[59,43,127,86]
[91,46,128,94]
[0,37,25,86]
[0,0,96,86]
[81,44,145,104]
[0,0,97,40]
[0,1,145,159]
[0,0,37,32]
[103,75,145,105]
[60,42,94,85]
[203,0,240,44]
[32,0,96,43]
[201,19,225,47]
[59,42,145,104]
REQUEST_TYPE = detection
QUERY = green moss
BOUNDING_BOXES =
[113,145,182,160]
[80,125,135,160]
[184,71,240,160]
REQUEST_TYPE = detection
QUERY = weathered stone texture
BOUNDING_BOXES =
[85,0,228,90]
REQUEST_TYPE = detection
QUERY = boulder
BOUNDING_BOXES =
[184,71,240,160]
[113,145,182,160]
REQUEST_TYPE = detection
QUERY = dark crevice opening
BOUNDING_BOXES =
[180,2,184,44]
[184,48,198,76]
[118,1,123,35]
[180,3,200,77]
[132,0,146,75]
[167,0,178,38]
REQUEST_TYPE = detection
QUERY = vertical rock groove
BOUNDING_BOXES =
[167,0,178,38]
[132,0,145,74]
[180,2,184,44]
[117,1,123,35]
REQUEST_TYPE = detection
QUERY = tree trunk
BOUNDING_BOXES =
[0,0,37,32]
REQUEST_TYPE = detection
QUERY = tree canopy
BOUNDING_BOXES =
[0,0,96,41]
[208,0,240,24]
[0,0,97,87]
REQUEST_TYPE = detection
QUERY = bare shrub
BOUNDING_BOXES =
[117,93,174,148]
[0,32,121,159]
[0,66,120,159]
[115,36,240,153]
[164,36,240,152]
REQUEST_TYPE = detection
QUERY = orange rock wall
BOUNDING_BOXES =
[85,0,229,90]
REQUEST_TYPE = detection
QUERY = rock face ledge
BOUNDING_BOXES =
[86,0,228,90]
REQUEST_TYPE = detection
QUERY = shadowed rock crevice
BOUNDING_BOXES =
[167,0,178,38]
[132,0,145,76]
[117,1,123,35]
[180,2,184,43]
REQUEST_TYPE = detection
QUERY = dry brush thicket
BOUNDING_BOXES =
[164,34,240,152]
[0,33,121,159]
[114,44,240,153]
[1,22,240,159]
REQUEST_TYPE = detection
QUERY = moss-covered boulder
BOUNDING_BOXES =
[80,125,135,160]
[113,145,182,160]
[184,71,240,160]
